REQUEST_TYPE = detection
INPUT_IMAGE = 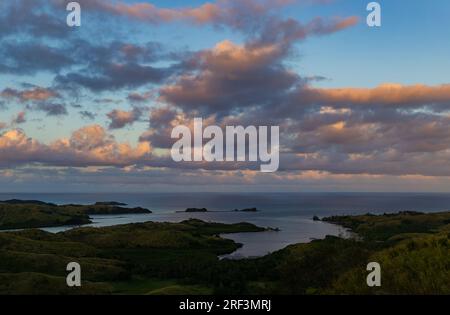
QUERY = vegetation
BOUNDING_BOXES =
[0,200,151,230]
[322,211,450,241]
[322,212,450,294]
[0,203,91,230]
[0,218,265,294]
[0,201,449,295]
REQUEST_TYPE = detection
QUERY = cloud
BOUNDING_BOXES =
[0,0,70,39]
[53,40,174,91]
[1,87,59,102]
[4,0,450,190]
[27,103,68,116]
[58,0,294,26]
[5,107,450,178]
[250,15,358,48]
[52,1,356,49]
[1,21,171,89]
[0,41,72,74]
[56,63,170,92]
[0,125,152,167]
[63,0,348,39]
[11,112,26,124]
[141,78,450,178]
[139,106,192,148]
[79,111,97,120]
[158,10,357,116]
[331,112,450,154]
[128,91,154,102]
[295,83,450,109]
[160,40,300,115]
[107,107,145,129]
[5,165,450,193]
[69,0,358,48]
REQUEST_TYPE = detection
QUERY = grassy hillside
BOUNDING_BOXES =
[322,211,450,241]
[0,203,91,230]
[321,211,450,294]
[0,219,265,294]
[0,201,152,230]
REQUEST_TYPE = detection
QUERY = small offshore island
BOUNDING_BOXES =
[184,207,259,213]
[0,200,449,295]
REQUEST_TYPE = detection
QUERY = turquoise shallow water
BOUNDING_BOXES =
[1,192,449,258]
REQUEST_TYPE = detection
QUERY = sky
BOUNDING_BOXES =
[1,0,450,192]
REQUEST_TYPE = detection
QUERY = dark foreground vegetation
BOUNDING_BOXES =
[0,200,151,230]
[0,219,264,294]
[0,201,449,295]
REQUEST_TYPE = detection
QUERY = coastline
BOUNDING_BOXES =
[0,198,449,294]
[0,199,347,259]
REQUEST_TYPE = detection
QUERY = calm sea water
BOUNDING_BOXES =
[1,193,450,258]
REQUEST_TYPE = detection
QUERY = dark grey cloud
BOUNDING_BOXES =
[139,107,178,147]
[128,91,153,103]
[52,39,176,92]
[0,42,72,74]
[11,111,26,124]
[0,0,70,39]
[107,106,145,129]
[56,63,169,92]
[79,111,97,120]
[27,103,68,116]
[0,0,176,93]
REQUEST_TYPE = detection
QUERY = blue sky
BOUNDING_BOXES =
[303,0,450,87]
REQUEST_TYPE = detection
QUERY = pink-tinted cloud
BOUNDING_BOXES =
[160,40,299,113]
[63,0,294,25]
[107,107,145,129]
[55,0,356,43]
[297,83,450,107]
[1,87,58,102]
[0,125,152,167]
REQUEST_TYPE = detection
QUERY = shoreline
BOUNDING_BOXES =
[0,200,448,294]
[0,199,347,260]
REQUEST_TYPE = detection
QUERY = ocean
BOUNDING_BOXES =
[1,192,449,258]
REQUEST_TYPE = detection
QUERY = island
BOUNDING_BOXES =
[185,208,208,212]
[95,201,128,206]
[1,199,57,206]
[0,200,151,230]
[183,207,259,213]
[234,207,258,212]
